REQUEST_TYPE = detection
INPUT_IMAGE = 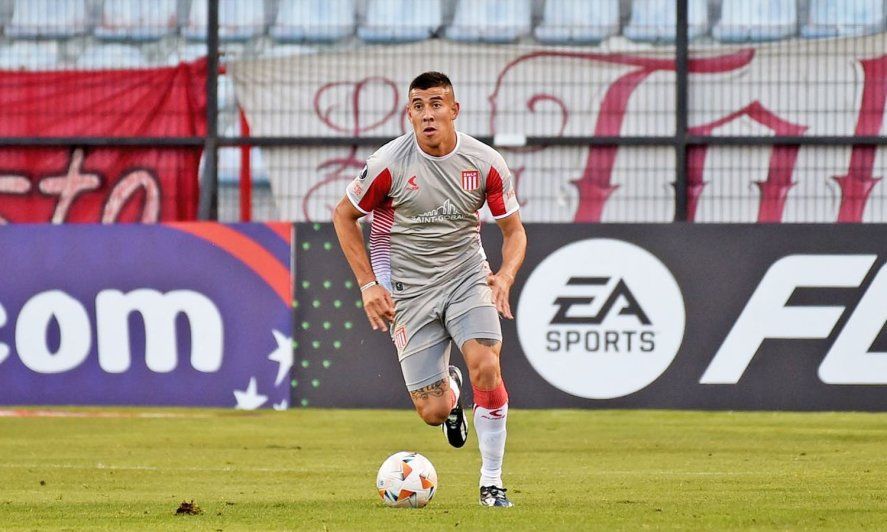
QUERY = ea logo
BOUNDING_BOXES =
[517,239,685,399]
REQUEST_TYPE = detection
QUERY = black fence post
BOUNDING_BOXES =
[674,0,689,222]
[199,0,220,221]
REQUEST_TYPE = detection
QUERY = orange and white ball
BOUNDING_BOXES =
[376,451,438,508]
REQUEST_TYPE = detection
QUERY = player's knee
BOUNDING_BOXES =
[422,412,449,426]
[470,356,501,390]
[416,403,449,426]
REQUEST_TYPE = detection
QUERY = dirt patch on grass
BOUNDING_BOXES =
[175,500,203,515]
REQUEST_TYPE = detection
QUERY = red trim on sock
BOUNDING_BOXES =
[473,382,508,409]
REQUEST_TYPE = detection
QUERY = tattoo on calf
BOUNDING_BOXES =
[410,378,448,401]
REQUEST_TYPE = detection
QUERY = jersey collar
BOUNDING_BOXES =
[414,131,462,162]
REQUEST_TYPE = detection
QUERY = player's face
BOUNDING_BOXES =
[407,86,460,156]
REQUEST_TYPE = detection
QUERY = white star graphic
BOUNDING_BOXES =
[268,329,294,387]
[234,377,268,410]
[273,399,289,411]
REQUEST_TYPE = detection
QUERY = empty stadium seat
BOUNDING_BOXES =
[270,0,355,43]
[623,0,709,43]
[713,0,798,42]
[183,0,265,42]
[168,43,207,64]
[801,0,885,38]
[5,0,89,39]
[217,74,237,114]
[76,43,148,69]
[534,0,620,45]
[0,40,62,70]
[445,0,533,43]
[218,120,269,185]
[358,0,442,43]
[94,0,178,42]
[261,44,317,58]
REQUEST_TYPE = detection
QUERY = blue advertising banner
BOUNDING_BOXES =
[0,223,292,409]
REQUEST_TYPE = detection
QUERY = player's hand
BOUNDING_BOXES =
[362,284,395,331]
[486,272,515,320]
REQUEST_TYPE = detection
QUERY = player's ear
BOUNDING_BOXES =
[452,101,460,120]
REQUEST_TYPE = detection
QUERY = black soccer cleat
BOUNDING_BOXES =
[479,485,514,507]
[442,365,468,448]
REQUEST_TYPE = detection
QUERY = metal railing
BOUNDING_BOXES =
[0,0,884,223]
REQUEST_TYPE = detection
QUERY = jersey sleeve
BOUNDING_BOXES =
[345,156,392,214]
[484,155,520,219]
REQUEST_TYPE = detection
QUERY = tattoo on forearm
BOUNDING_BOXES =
[410,378,448,400]
[476,338,500,347]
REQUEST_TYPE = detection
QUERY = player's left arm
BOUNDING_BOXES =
[488,211,526,320]
[483,154,526,319]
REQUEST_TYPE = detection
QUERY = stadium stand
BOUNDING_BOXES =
[5,0,89,39]
[0,0,885,225]
[219,124,269,185]
[713,0,798,42]
[183,0,266,42]
[76,42,147,68]
[801,0,886,38]
[269,0,356,43]
[94,0,179,42]
[534,0,621,45]
[0,40,61,70]
[623,0,710,43]
[2,0,887,70]
[262,43,317,58]
[358,0,443,43]
[167,42,207,64]
[445,0,533,43]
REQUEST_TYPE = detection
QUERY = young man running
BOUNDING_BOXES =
[333,71,526,507]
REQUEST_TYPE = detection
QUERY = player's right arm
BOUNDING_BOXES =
[333,198,395,332]
[332,163,396,332]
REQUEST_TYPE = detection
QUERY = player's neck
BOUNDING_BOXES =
[417,133,458,158]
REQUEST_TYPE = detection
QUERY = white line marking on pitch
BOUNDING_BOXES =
[0,409,217,419]
[0,463,768,476]
[0,463,305,473]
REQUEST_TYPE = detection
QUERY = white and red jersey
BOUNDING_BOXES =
[346,131,520,298]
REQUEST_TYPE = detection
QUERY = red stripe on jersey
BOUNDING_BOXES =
[358,168,392,212]
[486,166,506,216]
[369,199,394,283]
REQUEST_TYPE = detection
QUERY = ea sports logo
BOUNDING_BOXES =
[517,239,685,399]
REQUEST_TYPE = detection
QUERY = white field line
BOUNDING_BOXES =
[0,409,216,419]
[0,463,301,473]
[0,463,770,476]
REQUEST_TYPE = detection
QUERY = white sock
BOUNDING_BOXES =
[474,403,507,488]
[449,375,460,407]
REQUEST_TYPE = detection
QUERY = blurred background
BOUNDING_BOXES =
[0,0,883,225]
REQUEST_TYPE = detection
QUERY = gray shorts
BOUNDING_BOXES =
[400,305,503,391]
[390,264,502,391]
[390,262,496,360]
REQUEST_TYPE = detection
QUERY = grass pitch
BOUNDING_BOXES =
[0,408,886,530]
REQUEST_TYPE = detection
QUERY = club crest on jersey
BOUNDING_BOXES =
[461,170,479,191]
[407,175,419,191]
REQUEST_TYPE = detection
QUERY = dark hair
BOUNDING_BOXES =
[408,71,453,93]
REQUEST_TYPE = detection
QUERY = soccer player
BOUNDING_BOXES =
[333,71,526,507]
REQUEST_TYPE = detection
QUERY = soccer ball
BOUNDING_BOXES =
[376,451,438,508]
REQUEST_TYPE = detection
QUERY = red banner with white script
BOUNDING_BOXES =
[0,59,207,223]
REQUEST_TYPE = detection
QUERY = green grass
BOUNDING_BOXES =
[1,408,886,530]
